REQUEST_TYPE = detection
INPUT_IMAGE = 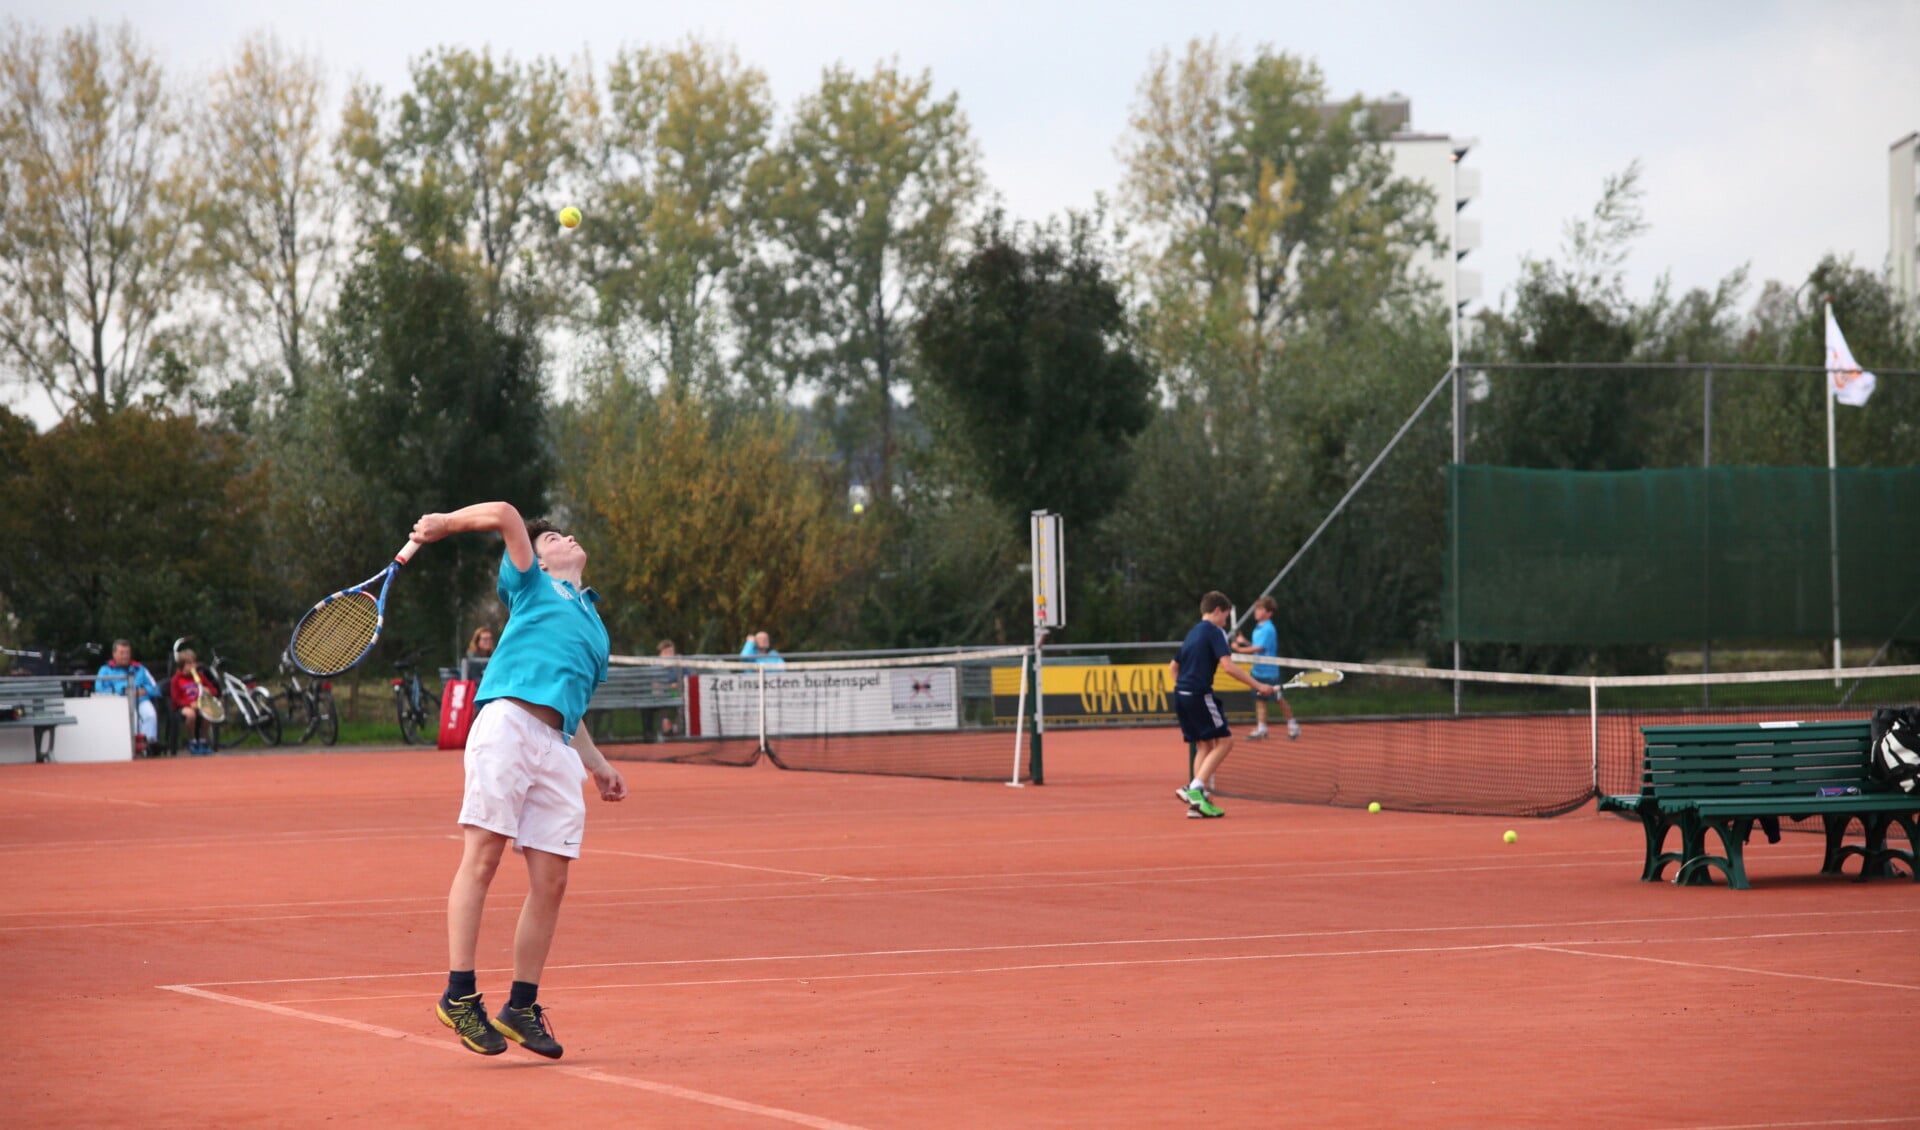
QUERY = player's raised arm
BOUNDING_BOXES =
[411,503,534,571]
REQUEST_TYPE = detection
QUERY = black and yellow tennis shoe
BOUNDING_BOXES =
[492,1002,563,1059]
[437,992,508,1055]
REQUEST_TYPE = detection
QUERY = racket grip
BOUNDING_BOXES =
[395,539,422,565]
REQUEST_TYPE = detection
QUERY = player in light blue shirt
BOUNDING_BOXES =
[1231,595,1299,741]
[409,502,628,1061]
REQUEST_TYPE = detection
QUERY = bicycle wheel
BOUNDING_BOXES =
[397,694,419,745]
[315,690,339,746]
[253,690,283,746]
[420,690,441,741]
[282,689,310,743]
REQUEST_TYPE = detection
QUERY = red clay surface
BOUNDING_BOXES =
[5,729,1920,1128]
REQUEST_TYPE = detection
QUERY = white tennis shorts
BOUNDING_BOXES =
[458,699,588,859]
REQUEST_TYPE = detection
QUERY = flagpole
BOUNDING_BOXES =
[1825,297,1841,684]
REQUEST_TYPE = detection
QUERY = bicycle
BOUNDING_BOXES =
[206,648,282,748]
[277,652,340,746]
[392,654,440,746]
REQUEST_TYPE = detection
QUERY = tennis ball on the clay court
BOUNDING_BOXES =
[1503,829,1518,844]
[1367,802,1381,813]
[559,206,582,229]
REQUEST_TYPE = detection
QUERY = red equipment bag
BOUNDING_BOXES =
[438,680,478,750]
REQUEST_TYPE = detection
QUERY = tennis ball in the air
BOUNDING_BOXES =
[1503,829,1518,844]
[559,206,582,229]
[1368,801,1381,813]
[852,502,865,514]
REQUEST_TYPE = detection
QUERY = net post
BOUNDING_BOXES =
[1006,647,1032,787]
[1028,630,1046,786]
[1589,677,1600,799]
[756,661,768,756]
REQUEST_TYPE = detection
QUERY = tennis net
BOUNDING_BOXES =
[1214,657,1920,817]
[593,646,1039,783]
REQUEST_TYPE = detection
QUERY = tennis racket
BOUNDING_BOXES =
[1282,669,1344,689]
[288,540,421,677]
[193,668,226,723]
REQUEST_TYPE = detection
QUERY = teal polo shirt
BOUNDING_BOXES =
[474,550,610,738]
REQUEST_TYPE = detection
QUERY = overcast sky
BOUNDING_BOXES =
[6,0,1917,422]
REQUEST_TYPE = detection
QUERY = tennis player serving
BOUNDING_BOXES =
[412,502,627,1060]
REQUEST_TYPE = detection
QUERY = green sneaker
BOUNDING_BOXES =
[1175,785,1224,818]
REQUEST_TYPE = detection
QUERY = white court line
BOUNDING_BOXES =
[0,852,1861,933]
[1651,1118,1920,1129]
[0,845,1649,922]
[1523,944,1920,993]
[0,787,160,808]
[267,927,1920,1002]
[0,856,1660,933]
[0,796,1154,855]
[159,984,872,1130]
[593,849,869,882]
[189,913,1920,988]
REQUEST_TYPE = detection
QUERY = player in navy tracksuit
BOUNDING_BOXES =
[1169,592,1277,818]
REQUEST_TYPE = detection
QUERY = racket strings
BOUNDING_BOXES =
[292,594,381,675]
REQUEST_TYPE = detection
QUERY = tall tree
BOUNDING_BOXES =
[914,212,1154,530]
[736,61,980,498]
[325,235,551,658]
[1120,39,1436,388]
[1473,164,1688,472]
[553,380,871,653]
[194,32,344,400]
[0,21,197,418]
[338,46,577,320]
[572,40,771,391]
[0,405,273,665]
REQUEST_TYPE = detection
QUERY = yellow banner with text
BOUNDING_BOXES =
[989,662,1264,725]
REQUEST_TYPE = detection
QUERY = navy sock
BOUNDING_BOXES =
[447,970,477,999]
[508,980,538,1009]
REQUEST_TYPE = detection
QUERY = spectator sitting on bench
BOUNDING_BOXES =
[168,649,219,756]
[96,639,162,754]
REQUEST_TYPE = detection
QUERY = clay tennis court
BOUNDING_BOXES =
[6,732,1919,1128]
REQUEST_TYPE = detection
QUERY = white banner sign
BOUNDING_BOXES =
[689,667,960,737]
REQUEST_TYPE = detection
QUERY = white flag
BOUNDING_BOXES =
[1825,305,1876,407]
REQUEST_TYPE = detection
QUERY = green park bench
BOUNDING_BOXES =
[1598,720,1920,890]
[585,666,684,742]
[0,676,80,763]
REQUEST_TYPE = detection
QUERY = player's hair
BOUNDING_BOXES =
[656,639,676,654]
[1200,591,1232,614]
[525,517,564,545]
[1254,596,1278,615]
[111,638,131,651]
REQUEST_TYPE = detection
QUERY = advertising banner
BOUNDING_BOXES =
[990,663,1259,725]
[689,666,960,737]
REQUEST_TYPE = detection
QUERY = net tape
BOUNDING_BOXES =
[1250,656,1920,691]
[610,645,1033,673]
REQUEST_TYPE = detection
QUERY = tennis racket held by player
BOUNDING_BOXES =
[288,540,422,677]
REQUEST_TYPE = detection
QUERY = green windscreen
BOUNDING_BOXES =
[1444,465,1920,644]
